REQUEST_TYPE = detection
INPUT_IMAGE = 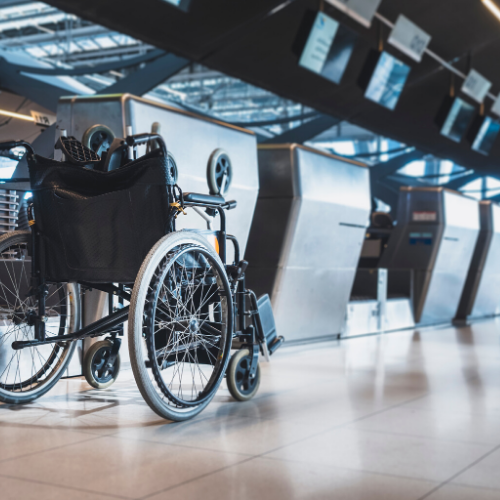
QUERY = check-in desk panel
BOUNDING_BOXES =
[379,187,480,325]
[246,144,370,342]
[456,200,500,320]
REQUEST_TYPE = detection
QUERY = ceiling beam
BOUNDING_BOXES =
[13,49,165,76]
[99,52,190,96]
[0,55,91,111]
[262,114,340,144]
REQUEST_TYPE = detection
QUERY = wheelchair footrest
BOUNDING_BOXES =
[256,293,284,354]
[268,335,284,355]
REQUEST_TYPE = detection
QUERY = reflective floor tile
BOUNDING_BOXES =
[0,435,247,498]
[265,427,492,482]
[147,457,438,500]
[0,475,119,500]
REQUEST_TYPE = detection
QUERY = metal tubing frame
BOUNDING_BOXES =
[12,305,130,350]
[182,200,235,265]
[13,200,235,351]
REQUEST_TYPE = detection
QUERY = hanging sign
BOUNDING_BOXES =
[491,94,500,117]
[30,110,56,127]
[461,69,492,104]
[326,0,382,28]
[387,15,431,62]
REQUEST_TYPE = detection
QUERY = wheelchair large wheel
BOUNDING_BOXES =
[0,231,80,404]
[129,231,233,421]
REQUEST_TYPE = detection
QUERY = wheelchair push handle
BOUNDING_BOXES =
[125,133,167,156]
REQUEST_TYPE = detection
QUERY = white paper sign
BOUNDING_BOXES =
[461,69,492,104]
[492,94,500,117]
[326,0,382,28]
[388,15,431,62]
[30,110,56,127]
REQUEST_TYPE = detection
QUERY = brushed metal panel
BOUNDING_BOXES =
[247,144,371,341]
[420,191,479,324]
[343,300,379,337]
[384,298,414,331]
[470,202,500,318]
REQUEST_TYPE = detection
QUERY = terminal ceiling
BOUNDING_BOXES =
[44,0,500,174]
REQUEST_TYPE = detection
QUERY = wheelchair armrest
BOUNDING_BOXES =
[184,192,225,205]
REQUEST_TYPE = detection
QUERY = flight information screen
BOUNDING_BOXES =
[440,97,475,143]
[298,12,357,85]
[471,116,500,155]
[364,52,411,110]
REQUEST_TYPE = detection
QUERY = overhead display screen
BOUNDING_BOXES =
[471,116,500,155]
[163,0,190,11]
[440,97,476,143]
[298,12,357,85]
[363,51,411,110]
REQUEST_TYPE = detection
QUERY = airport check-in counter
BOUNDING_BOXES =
[344,212,415,337]
[245,144,370,342]
[379,187,480,325]
[56,94,260,372]
[455,200,500,322]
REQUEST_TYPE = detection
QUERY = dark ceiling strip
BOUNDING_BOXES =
[99,53,190,96]
[13,49,165,76]
[230,111,318,127]
[262,114,341,144]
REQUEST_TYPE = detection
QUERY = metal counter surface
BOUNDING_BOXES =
[246,144,371,342]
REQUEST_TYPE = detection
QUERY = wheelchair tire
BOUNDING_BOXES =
[0,231,80,404]
[129,231,233,422]
[226,348,261,402]
[83,340,121,390]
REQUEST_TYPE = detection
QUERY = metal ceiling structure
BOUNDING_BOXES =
[0,0,498,208]
[41,0,500,172]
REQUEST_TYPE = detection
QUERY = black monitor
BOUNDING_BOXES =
[437,96,476,143]
[469,116,500,155]
[295,11,357,85]
[358,51,411,110]
[164,0,191,12]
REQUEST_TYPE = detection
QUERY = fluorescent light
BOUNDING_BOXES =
[0,109,34,122]
[483,0,500,21]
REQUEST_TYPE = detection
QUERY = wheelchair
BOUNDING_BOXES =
[0,131,283,421]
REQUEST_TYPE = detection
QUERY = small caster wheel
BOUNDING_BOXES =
[83,340,120,390]
[226,348,261,402]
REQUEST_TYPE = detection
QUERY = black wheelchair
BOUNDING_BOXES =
[0,131,283,421]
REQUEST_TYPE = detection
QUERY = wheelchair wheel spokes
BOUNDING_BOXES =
[129,232,233,421]
[0,231,79,403]
[148,247,227,407]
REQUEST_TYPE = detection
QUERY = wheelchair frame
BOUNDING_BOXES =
[0,132,283,418]
[10,191,268,381]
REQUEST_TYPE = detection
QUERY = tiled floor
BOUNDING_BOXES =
[2,319,500,499]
